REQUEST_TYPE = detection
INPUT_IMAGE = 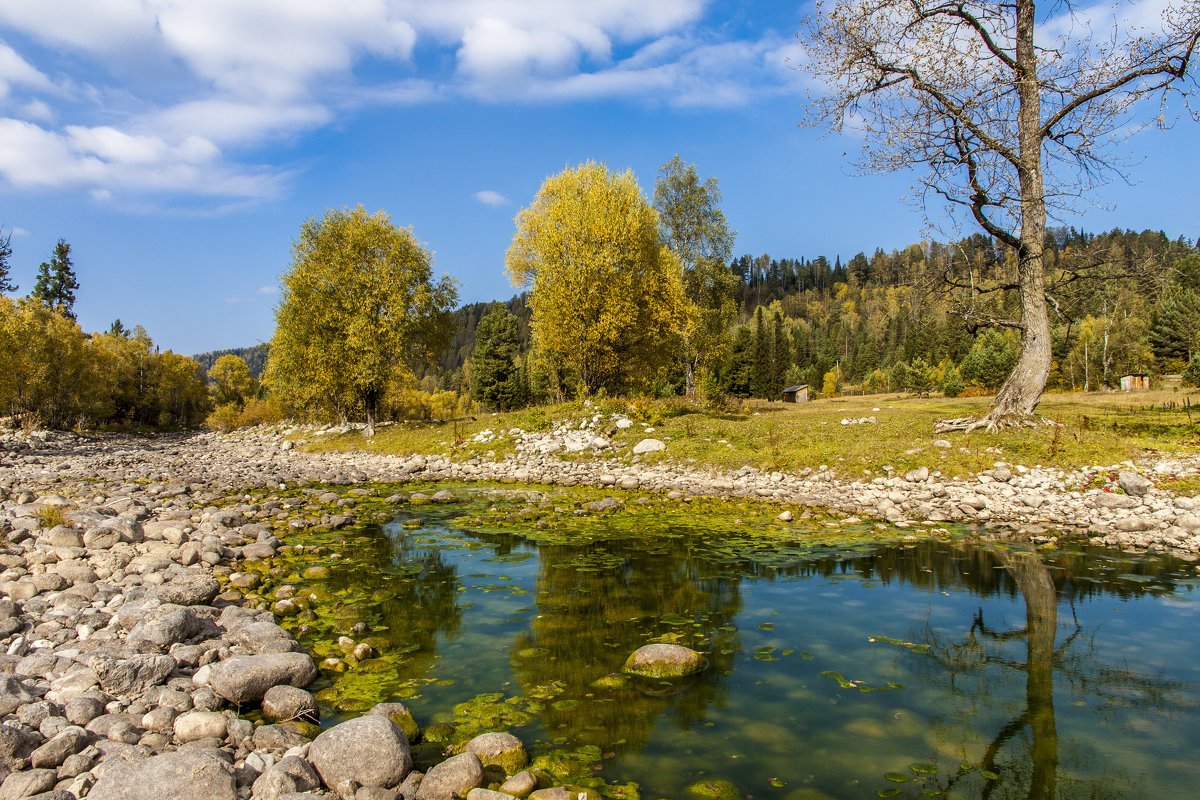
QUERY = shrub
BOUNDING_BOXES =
[941,364,965,398]
[205,403,239,432]
[822,370,839,397]
[35,505,66,529]
[1183,354,1200,387]
[235,398,285,428]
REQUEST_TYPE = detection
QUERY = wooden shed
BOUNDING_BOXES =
[1120,374,1150,391]
[782,384,809,403]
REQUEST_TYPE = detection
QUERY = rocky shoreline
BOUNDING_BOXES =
[1,423,1198,799]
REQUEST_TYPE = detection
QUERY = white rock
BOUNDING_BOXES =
[632,439,667,455]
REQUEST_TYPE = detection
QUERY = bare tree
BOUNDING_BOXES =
[797,0,1200,430]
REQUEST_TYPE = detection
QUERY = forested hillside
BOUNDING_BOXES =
[424,227,1196,403]
[193,343,270,379]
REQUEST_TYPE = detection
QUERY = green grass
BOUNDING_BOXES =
[299,388,1200,483]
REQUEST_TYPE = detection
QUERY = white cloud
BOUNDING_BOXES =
[0,0,800,202]
[0,117,281,199]
[10,227,30,237]
[257,285,277,295]
[0,41,52,99]
[473,189,508,206]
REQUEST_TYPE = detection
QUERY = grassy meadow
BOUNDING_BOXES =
[300,386,1200,493]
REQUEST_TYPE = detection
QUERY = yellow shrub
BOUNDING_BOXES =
[205,403,239,432]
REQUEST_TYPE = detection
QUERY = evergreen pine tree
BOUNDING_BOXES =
[725,327,754,397]
[32,238,79,319]
[771,310,790,392]
[469,306,526,411]
[751,307,771,398]
[0,229,16,294]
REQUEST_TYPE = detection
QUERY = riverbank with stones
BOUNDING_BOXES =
[1,422,1199,799]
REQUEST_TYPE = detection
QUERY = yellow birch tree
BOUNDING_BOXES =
[505,161,684,395]
[266,206,458,435]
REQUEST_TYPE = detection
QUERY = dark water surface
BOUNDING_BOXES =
[276,486,1200,800]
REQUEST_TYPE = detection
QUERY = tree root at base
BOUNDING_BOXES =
[934,414,1061,434]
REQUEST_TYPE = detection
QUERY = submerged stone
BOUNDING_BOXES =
[685,779,741,800]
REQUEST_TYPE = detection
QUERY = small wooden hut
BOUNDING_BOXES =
[782,385,809,403]
[1120,374,1150,391]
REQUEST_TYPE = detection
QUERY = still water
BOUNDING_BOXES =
[271,486,1200,800]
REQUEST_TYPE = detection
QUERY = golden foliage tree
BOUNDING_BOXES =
[505,161,684,395]
[208,354,257,407]
[266,206,458,435]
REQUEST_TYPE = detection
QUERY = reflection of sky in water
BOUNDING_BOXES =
[350,504,1200,800]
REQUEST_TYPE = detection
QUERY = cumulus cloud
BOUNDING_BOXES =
[473,189,508,207]
[0,0,797,203]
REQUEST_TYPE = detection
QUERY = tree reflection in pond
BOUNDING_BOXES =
[507,534,743,756]
[914,547,1195,800]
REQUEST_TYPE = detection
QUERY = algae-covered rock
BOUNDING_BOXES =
[423,723,456,744]
[685,778,741,800]
[464,731,528,775]
[589,674,629,691]
[622,644,706,679]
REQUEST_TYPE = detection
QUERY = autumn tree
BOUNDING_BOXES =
[208,354,257,407]
[653,155,737,396]
[266,206,458,436]
[506,161,684,395]
[798,0,1200,430]
[32,238,79,320]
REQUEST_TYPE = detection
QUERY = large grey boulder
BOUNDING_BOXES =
[173,710,228,743]
[0,674,40,716]
[92,654,177,696]
[415,753,484,800]
[228,620,302,655]
[0,725,39,770]
[0,768,56,800]
[309,716,411,790]
[251,756,321,800]
[1118,471,1153,497]
[262,685,319,723]
[207,653,316,703]
[127,605,199,648]
[29,726,89,768]
[88,749,237,800]
[150,573,220,606]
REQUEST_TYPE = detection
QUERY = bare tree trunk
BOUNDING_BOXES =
[942,0,1051,433]
[685,359,696,397]
[364,394,376,437]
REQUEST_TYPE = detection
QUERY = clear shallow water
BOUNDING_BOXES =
[277,487,1200,800]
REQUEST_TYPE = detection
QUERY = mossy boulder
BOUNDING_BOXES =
[464,731,528,775]
[622,644,707,679]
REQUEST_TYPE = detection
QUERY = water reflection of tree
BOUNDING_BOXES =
[918,548,1193,800]
[508,535,743,755]
[324,523,465,675]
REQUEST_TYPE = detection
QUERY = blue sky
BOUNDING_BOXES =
[1,0,1196,355]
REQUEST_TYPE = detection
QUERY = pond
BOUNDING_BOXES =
[258,485,1200,800]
